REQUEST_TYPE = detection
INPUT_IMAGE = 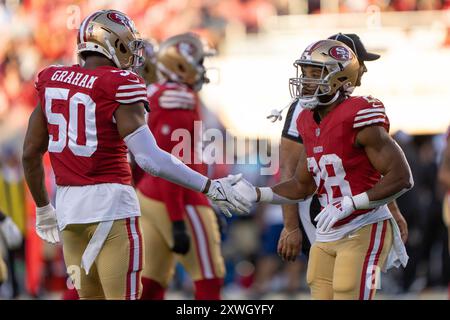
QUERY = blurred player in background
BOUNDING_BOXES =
[277,33,408,262]
[136,33,225,300]
[234,39,413,299]
[22,10,250,300]
[0,209,22,285]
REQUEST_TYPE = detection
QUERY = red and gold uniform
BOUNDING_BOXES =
[35,64,148,299]
[137,82,225,300]
[297,95,393,299]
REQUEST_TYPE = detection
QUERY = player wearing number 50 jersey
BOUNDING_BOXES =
[232,39,413,299]
[22,10,250,300]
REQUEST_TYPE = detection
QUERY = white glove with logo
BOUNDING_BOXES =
[206,174,252,218]
[232,178,258,203]
[36,204,60,244]
[0,216,22,249]
[314,196,355,233]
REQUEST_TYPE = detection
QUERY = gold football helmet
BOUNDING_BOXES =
[77,10,144,70]
[156,32,215,91]
[289,39,359,109]
[137,39,158,85]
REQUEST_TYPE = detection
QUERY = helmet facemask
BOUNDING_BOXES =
[289,60,342,110]
[288,39,359,110]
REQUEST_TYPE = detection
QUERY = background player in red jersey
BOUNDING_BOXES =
[232,39,413,299]
[22,10,250,300]
[136,33,225,300]
[277,33,408,262]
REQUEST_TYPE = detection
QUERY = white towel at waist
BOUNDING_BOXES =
[80,220,114,275]
[382,218,408,272]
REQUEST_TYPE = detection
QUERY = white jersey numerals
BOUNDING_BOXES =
[44,87,98,157]
[307,154,352,207]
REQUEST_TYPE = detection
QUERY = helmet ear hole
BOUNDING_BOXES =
[178,63,185,73]
[119,43,127,54]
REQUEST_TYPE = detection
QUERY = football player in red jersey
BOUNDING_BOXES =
[136,33,225,300]
[22,10,250,300]
[277,33,408,262]
[233,39,413,299]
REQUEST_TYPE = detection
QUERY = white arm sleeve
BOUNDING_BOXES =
[124,125,208,192]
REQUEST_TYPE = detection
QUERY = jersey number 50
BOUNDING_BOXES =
[44,88,97,157]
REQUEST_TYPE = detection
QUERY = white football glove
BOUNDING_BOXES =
[0,216,22,249]
[314,196,355,233]
[36,204,60,244]
[232,178,258,203]
[206,174,252,218]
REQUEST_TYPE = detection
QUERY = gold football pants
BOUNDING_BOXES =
[137,191,225,287]
[307,220,392,300]
[61,217,143,300]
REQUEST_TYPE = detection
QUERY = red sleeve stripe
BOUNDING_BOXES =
[159,102,191,109]
[118,84,146,90]
[356,108,385,115]
[353,118,386,128]
[159,96,195,105]
[163,90,195,99]
[354,112,386,121]
[116,90,148,97]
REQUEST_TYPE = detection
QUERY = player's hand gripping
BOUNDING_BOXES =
[205,174,252,218]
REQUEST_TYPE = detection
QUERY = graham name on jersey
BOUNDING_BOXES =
[50,69,98,89]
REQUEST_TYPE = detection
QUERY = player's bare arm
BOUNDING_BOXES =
[22,103,50,207]
[277,137,303,261]
[388,200,408,243]
[355,125,413,207]
[266,145,317,202]
[114,103,251,216]
[233,143,316,204]
[22,103,59,244]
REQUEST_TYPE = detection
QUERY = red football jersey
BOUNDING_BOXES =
[35,64,149,186]
[137,82,210,221]
[297,96,390,226]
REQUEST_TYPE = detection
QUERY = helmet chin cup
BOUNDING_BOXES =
[299,96,319,110]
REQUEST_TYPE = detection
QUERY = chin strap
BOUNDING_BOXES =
[317,91,341,106]
[105,38,122,69]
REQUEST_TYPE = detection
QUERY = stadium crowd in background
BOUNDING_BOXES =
[0,0,449,299]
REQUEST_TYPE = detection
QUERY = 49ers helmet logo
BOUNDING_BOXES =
[107,12,136,32]
[328,46,352,61]
[177,42,196,58]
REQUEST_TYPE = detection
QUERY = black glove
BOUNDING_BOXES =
[172,220,190,255]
